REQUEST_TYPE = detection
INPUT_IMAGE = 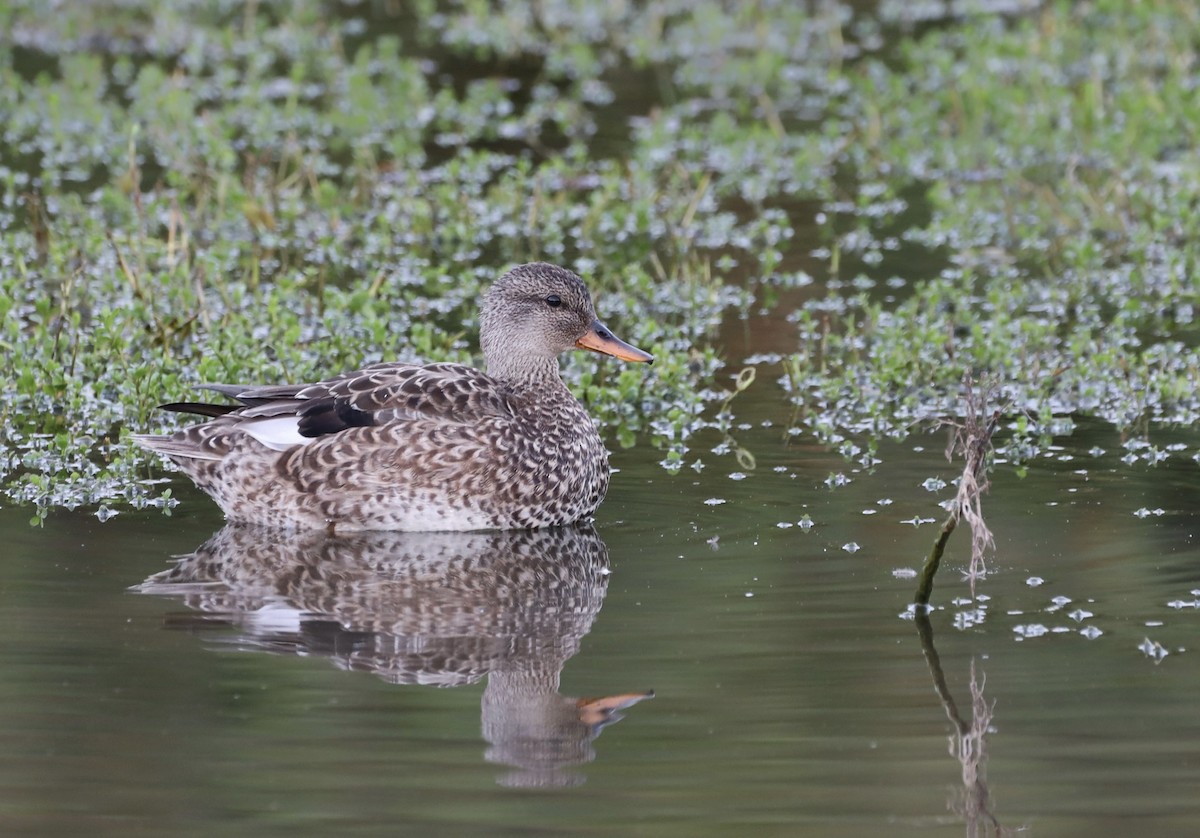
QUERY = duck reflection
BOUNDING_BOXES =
[134,522,652,787]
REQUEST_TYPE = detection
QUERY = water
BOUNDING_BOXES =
[5,385,1200,835]
[6,5,1200,834]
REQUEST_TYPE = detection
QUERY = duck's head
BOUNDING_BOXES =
[480,263,653,380]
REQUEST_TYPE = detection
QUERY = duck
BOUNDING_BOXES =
[133,262,653,532]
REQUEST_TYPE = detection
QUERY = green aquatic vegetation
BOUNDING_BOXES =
[14,0,1194,521]
[786,0,1200,456]
[3,0,823,516]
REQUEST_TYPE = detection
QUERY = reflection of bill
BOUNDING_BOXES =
[135,522,653,787]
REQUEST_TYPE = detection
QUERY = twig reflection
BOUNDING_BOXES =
[915,612,1014,836]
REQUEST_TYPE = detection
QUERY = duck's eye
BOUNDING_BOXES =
[544,294,562,308]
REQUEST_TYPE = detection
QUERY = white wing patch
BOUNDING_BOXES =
[241,417,316,451]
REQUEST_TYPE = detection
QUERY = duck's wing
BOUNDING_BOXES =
[137,362,517,457]
[292,361,516,438]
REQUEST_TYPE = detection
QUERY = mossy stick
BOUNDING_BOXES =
[915,507,958,607]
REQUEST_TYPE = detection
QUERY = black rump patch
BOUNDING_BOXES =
[297,398,377,438]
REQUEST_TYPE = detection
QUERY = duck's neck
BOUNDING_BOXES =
[487,355,565,391]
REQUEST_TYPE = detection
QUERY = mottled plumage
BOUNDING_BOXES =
[133,263,653,531]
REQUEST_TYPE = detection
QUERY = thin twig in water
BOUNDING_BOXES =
[947,377,1000,592]
[915,375,1001,605]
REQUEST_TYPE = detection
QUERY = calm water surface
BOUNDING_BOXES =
[3,382,1200,836]
[7,4,1197,835]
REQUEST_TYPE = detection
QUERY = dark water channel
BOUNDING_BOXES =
[4,372,1200,836]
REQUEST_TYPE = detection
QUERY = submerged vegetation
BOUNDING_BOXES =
[1,0,1199,518]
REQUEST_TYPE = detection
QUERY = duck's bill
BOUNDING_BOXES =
[575,320,654,363]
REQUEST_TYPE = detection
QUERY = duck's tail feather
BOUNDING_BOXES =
[158,401,238,418]
[130,433,225,461]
